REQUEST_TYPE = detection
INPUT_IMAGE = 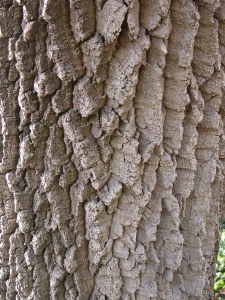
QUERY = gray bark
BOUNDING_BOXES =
[0,0,225,299]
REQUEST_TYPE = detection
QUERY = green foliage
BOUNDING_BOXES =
[214,217,225,295]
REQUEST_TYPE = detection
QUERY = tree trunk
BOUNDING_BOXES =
[0,0,225,299]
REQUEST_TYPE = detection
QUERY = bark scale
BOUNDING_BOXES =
[0,0,225,299]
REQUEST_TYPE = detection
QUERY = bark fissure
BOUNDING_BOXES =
[0,0,225,299]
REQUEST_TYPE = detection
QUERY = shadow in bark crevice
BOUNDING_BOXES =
[0,114,3,162]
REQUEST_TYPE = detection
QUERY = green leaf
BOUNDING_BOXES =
[214,279,225,292]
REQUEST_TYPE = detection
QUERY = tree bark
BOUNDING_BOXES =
[0,0,225,299]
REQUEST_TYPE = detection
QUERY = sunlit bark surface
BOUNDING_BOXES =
[0,0,225,299]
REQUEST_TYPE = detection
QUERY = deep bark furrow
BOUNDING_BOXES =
[0,1,225,300]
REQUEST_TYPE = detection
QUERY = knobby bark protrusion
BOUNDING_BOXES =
[0,0,225,299]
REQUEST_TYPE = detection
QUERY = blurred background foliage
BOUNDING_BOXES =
[214,217,225,299]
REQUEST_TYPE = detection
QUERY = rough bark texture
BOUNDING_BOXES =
[0,0,225,299]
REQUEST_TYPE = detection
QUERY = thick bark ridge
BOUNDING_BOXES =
[0,0,225,299]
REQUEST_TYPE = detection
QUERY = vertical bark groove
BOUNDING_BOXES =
[0,0,225,299]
